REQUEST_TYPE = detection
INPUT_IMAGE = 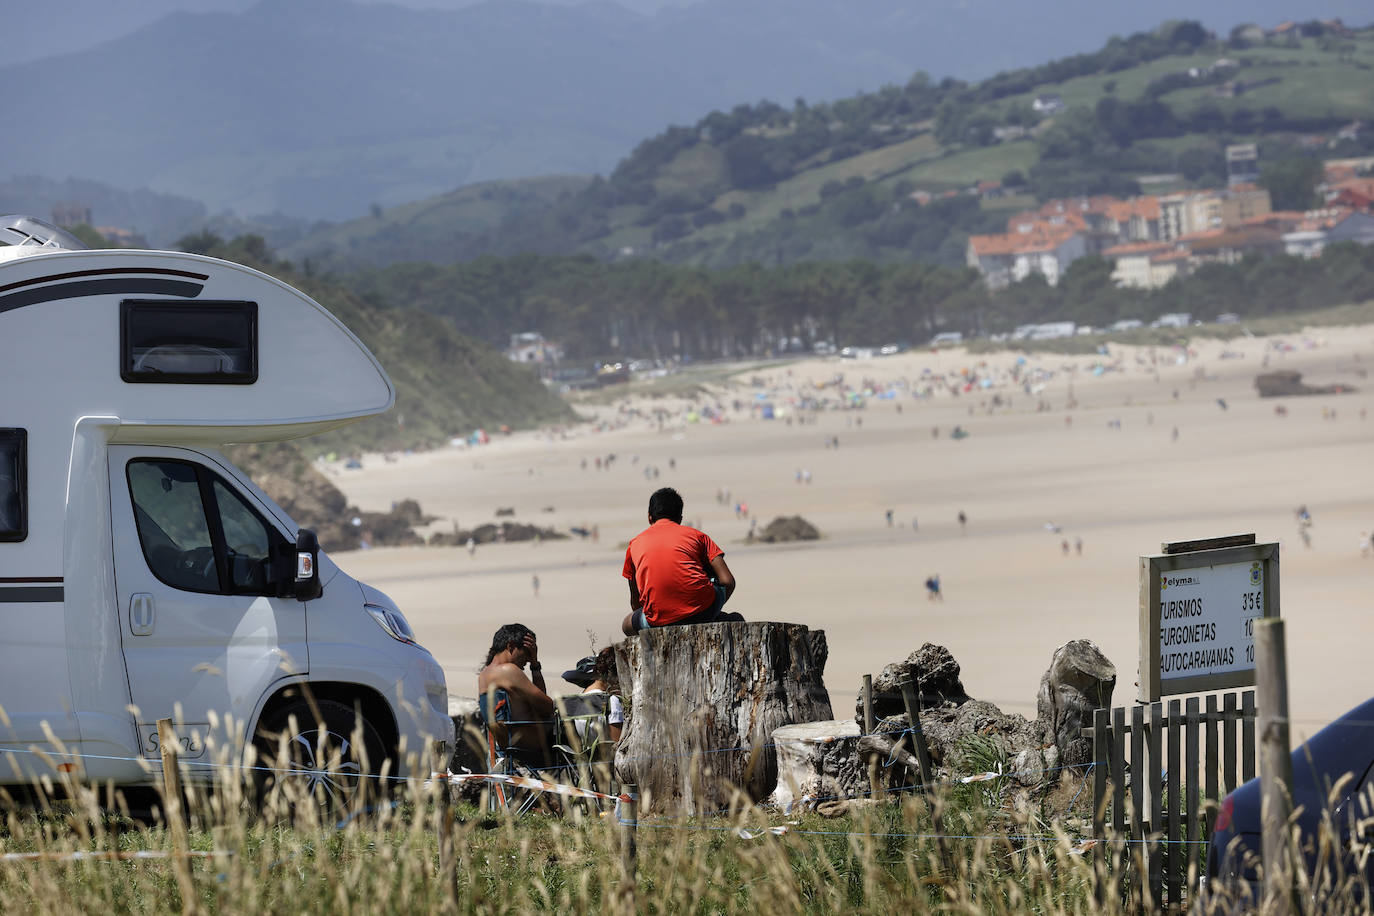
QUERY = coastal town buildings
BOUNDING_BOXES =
[968,185,1279,290]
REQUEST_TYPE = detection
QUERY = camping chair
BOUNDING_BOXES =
[554,693,619,800]
[477,688,576,815]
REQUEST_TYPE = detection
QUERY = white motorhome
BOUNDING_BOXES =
[0,217,451,799]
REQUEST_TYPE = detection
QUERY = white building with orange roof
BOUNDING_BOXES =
[1102,196,1162,244]
[1102,241,1178,289]
[967,223,1087,289]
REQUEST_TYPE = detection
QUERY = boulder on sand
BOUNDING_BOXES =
[1255,369,1354,398]
[755,516,820,543]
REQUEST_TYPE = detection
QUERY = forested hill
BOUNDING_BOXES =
[174,233,577,457]
[286,19,1374,272]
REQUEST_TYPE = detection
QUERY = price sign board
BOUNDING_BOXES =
[1138,536,1279,702]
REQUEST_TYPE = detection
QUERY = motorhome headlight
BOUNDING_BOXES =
[364,603,417,645]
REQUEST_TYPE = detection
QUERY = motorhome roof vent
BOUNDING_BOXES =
[0,215,89,250]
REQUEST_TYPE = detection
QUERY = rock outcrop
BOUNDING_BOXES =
[855,640,1116,792]
[1255,370,1355,398]
[755,516,821,543]
[1036,639,1117,769]
[854,643,968,722]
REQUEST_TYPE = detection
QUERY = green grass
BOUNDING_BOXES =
[655,144,729,197]
[704,132,942,237]
[898,143,1039,192]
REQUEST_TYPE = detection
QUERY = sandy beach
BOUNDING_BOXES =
[327,327,1374,743]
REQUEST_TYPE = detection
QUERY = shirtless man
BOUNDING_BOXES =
[477,623,556,765]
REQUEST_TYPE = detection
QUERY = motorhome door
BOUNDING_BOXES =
[108,446,308,761]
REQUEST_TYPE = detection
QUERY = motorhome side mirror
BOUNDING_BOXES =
[294,528,322,601]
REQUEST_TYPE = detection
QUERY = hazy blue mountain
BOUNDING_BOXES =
[7,0,1368,222]
[7,0,694,63]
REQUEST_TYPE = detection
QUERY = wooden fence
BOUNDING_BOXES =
[1089,690,1256,910]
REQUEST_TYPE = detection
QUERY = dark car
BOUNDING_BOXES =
[1207,697,1374,907]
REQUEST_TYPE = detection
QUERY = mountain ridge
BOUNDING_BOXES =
[10,0,1369,221]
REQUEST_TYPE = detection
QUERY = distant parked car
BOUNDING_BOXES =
[1207,696,1374,906]
[1216,313,1240,324]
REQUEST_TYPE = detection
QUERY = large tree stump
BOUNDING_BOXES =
[769,720,861,812]
[614,621,832,815]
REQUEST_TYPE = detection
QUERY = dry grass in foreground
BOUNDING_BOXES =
[0,756,1367,914]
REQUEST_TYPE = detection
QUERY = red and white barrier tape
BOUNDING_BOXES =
[0,850,227,863]
[430,771,792,838]
[431,770,630,803]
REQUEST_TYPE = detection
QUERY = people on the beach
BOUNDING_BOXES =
[478,623,556,765]
[924,574,942,601]
[621,487,740,636]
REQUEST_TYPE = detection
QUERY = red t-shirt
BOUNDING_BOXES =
[622,520,723,625]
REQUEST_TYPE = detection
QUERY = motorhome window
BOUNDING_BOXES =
[127,460,222,593]
[121,301,257,384]
[0,429,25,542]
[211,479,277,594]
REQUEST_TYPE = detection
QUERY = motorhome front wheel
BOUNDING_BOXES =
[253,699,386,816]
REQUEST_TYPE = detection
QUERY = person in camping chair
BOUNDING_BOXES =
[478,623,557,767]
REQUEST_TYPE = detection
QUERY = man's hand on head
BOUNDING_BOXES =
[522,633,540,668]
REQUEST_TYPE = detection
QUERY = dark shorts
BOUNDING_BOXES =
[632,584,740,632]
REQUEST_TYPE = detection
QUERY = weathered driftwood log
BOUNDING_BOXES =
[769,720,861,812]
[614,621,832,815]
[1035,639,1116,768]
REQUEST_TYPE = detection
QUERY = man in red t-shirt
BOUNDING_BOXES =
[621,487,739,636]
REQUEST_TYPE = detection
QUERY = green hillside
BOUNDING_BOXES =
[285,174,589,269]
[285,21,1374,272]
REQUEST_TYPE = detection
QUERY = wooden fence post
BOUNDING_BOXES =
[861,674,874,735]
[862,673,878,801]
[157,717,196,915]
[897,678,934,792]
[1091,707,1109,907]
[898,678,949,871]
[618,781,638,913]
[1255,619,1295,913]
[433,741,456,902]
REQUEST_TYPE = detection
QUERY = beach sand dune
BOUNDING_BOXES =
[332,329,1374,741]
